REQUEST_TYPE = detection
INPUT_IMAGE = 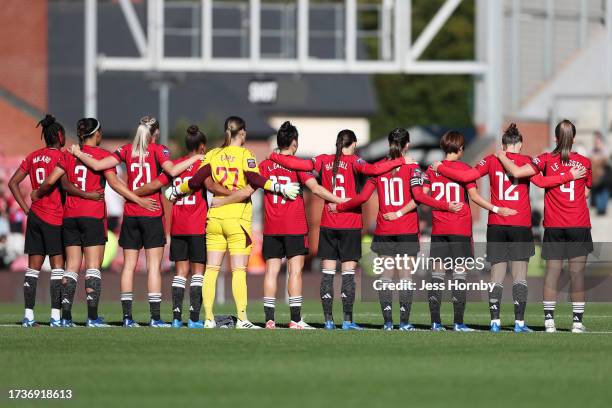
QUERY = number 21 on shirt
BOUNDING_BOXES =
[131,162,151,190]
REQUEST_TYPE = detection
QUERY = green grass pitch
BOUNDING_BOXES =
[2,301,612,408]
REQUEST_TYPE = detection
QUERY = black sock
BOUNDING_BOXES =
[428,272,444,324]
[543,301,555,321]
[171,276,186,321]
[121,292,133,320]
[399,281,413,324]
[148,293,162,321]
[512,280,528,321]
[263,297,275,322]
[289,296,302,322]
[61,271,79,321]
[489,283,503,321]
[572,302,585,324]
[320,269,335,321]
[452,274,467,325]
[189,275,203,322]
[50,269,63,316]
[341,271,356,322]
[23,268,40,311]
[378,279,393,324]
[85,269,102,320]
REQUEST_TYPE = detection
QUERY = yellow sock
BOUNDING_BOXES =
[232,266,248,321]
[203,265,220,321]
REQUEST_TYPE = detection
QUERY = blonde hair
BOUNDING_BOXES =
[132,116,159,164]
[222,116,246,147]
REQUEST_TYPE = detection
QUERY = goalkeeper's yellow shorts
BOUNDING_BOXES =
[206,217,253,255]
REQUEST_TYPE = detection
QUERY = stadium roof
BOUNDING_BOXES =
[48,1,376,140]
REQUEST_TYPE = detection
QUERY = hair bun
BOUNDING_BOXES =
[38,114,56,128]
[187,125,199,136]
[139,115,157,127]
[280,121,292,131]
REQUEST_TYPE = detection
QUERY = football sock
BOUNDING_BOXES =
[203,265,220,321]
[489,283,503,322]
[378,278,393,324]
[171,276,187,321]
[341,270,356,322]
[320,269,335,321]
[512,280,528,322]
[85,269,102,320]
[232,266,248,321]
[572,302,585,324]
[399,280,413,324]
[23,268,40,320]
[50,269,63,320]
[289,296,302,322]
[452,272,467,325]
[148,293,162,321]
[263,297,276,322]
[61,271,79,321]
[543,301,556,321]
[189,274,203,322]
[121,292,133,320]
[428,272,444,324]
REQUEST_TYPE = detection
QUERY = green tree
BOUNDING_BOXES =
[369,0,475,139]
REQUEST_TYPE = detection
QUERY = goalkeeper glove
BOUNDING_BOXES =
[164,184,181,202]
[271,182,301,200]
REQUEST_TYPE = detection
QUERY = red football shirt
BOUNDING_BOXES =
[373,163,420,235]
[426,160,476,236]
[533,152,592,228]
[59,146,116,219]
[112,143,171,217]
[260,158,314,235]
[268,153,403,229]
[158,156,208,235]
[19,147,64,226]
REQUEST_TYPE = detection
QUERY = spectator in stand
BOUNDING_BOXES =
[590,131,612,216]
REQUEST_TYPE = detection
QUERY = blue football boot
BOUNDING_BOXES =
[187,319,205,329]
[324,320,336,330]
[383,322,394,331]
[342,321,364,331]
[453,323,475,332]
[399,322,416,331]
[431,323,446,331]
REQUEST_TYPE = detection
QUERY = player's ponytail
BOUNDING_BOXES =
[76,118,100,147]
[37,114,66,148]
[222,116,246,147]
[501,123,522,146]
[387,128,409,159]
[132,116,159,165]
[332,129,357,189]
[185,124,207,152]
[553,119,576,163]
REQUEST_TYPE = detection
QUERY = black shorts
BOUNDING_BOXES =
[429,235,473,261]
[371,234,420,257]
[119,216,166,250]
[318,227,362,262]
[63,217,107,247]
[486,225,535,264]
[24,211,63,256]
[542,227,593,260]
[262,235,309,260]
[170,235,206,264]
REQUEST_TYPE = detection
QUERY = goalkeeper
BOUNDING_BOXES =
[171,116,299,329]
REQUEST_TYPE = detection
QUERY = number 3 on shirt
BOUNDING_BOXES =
[431,182,460,202]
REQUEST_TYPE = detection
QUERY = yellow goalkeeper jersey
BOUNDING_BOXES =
[204,145,260,221]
